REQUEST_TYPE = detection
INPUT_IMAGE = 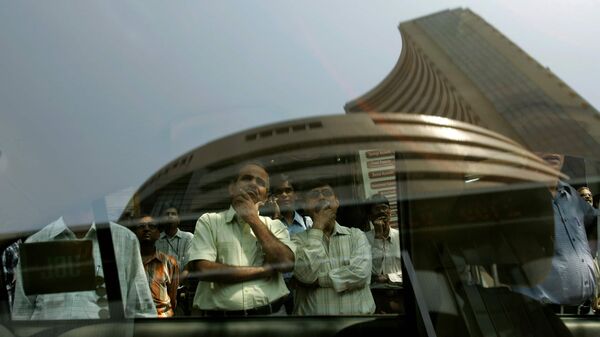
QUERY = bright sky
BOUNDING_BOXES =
[1,0,599,230]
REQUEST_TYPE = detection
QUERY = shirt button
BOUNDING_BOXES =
[585,281,589,285]
[582,259,585,263]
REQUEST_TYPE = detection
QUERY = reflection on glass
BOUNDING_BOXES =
[12,215,155,320]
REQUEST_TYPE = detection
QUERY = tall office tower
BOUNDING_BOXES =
[345,8,600,166]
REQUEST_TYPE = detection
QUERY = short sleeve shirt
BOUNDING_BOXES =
[143,251,179,317]
[188,206,295,311]
[155,229,193,272]
[365,227,402,277]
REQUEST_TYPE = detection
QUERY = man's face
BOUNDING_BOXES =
[274,181,296,211]
[134,216,160,244]
[536,152,565,172]
[579,187,593,206]
[163,207,180,226]
[369,203,391,225]
[229,164,269,204]
[304,184,339,215]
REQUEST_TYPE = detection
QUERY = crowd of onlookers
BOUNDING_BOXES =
[3,152,599,318]
[1,161,402,319]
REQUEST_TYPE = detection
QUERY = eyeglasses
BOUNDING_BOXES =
[135,222,159,230]
[306,188,334,199]
[372,204,391,213]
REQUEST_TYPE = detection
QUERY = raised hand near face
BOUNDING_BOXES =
[232,187,263,224]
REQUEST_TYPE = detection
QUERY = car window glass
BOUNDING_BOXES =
[1,2,599,337]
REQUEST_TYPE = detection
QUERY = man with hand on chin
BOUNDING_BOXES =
[366,193,402,313]
[292,180,375,315]
[187,162,295,316]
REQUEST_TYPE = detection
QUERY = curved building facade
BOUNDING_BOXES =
[345,8,600,163]
[122,113,561,239]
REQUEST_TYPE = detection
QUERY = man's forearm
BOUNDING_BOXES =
[247,218,294,271]
[189,260,273,283]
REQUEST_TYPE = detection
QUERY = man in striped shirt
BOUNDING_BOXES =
[134,215,179,317]
[292,180,375,315]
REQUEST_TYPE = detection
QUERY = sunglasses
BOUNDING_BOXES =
[135,222,159,230]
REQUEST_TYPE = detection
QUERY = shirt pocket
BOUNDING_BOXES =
[216,242,238,265]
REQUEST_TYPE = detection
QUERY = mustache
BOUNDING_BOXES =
[542,154,561,161]
[315,200,330,212]
[241,188,259,199]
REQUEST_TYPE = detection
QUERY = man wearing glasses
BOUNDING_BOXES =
[187,162,295,316]
[133,215,179,317]
[270,174,312,314]
[292,180,375,315]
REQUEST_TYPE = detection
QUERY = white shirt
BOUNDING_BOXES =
[12,217,156,320]
[188,206,295,311]
[365,227,402,280]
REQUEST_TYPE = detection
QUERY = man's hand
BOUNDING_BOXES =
[232,188,262,224]
[259,195,281,219]
[373,217,388,238]
[311,201,336,230]
[373,274,389,284]
[191,260,277,283]
[295,278,320,289]
[231,188,295,272]
[260,262,277,280]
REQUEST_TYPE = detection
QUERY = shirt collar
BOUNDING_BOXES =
[557,180,569,191]
[225,205,237,224]
[377,232,392,241]
[152,250,166,263]
[160,228,182,239]
[332,222,351,236]
[291,211,308,229]
[556,180,572,198]
[143,250,166,265]
[366,228,391,242]
[49,217,97,239]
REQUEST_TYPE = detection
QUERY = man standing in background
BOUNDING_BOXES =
[271,174,312,314]
[365,193,402,313]
[156,205,193,315]
[156,206,193,276]
[134,215,179,317]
